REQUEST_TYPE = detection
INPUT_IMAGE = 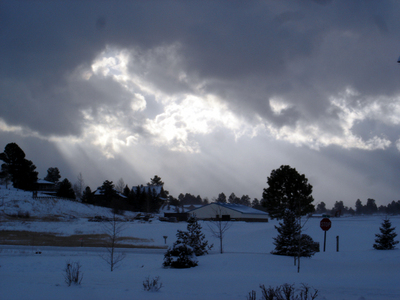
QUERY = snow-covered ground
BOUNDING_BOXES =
[1,185,400,300]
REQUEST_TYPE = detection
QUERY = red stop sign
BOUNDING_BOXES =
[320,218,331,231]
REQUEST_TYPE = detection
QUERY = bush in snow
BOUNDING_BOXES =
[247,283,318,300]
[175,216,213,256]
[163,243,198,268]
[143,276,163,291]
[64,260,83,286]
[373,217,399,250]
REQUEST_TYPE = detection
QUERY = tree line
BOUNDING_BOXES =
[2,142,399,217]
[316,198,400,216]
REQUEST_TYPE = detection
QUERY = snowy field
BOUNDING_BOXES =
[1,186,400,300]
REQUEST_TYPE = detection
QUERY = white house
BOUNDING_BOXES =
[187,202,269,222]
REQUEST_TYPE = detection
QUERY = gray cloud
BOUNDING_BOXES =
[1,0,400,207]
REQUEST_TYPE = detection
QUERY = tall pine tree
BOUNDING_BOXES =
[373,218,399,250]
[0,143,38,190]
[56,178,76,199]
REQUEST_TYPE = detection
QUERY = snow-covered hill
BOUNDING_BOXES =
[0,184,179,221]
[0,184,128,220]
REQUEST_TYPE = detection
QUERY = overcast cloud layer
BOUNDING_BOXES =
[1,1,400,208]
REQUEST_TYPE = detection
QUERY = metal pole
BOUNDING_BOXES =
[323,231,327,252]
[336,235,339,252]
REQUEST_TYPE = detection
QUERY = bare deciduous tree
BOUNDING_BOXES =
[115,178,125,193]
[73,173,85,200]
[100,213,126,271]
[206,206,232,254]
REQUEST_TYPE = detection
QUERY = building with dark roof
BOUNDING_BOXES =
[188,202,268,222]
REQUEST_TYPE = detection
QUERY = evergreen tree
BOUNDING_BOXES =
[149,187,163,213]
[129,185,146,212]
[251,198,264,211]
[240,195,251,206]
[365,198,378,215]
[81,186,94,204]
[44,167,61,183]
[228,192,239,204]
[99,180,117,204]
[168,196,180,207]
[175,216,213,256]
[148,175,164,186]
[316,202,327,214]
[123,185,130,197]
[56,178,76,199]
[262,165,314,219]
[373,218,399,250]
[332,200,347,217]
[0,143,38,190]
[216,192,227,203]
[271,210,317,257]
[355,199,363,215]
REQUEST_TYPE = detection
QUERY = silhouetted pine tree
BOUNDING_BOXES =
[373,218,399,250]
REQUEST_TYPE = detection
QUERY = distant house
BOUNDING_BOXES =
[188,202,269,222]
[162,204,204,222]
[35,179,57,195]
[93,188,127,199]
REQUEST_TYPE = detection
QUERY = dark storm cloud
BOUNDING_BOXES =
[2,0,400,206]
[2,0,400,137]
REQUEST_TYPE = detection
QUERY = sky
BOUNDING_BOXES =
[1,0,400,208]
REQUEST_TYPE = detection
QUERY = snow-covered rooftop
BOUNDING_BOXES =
[37,179,55,185]
[93,187,127,198]
[188,202,268,215]
[216,203,268,215]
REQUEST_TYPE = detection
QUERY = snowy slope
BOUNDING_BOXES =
[0,185,124,219]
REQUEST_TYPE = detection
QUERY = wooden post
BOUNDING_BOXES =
[336,235,339,252]
[323,231,327,252]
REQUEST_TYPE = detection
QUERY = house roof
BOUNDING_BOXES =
[93,188,127,198]
[183,204,204,209]
[37,179,55,185]
[188,202,268,215]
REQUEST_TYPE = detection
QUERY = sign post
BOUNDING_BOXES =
[320,218,332,252]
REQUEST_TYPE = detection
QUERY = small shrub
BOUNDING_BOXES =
[250,283,318,300]
[64,261,83,286]
[163,243,198,268]
[143,276,163,291]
